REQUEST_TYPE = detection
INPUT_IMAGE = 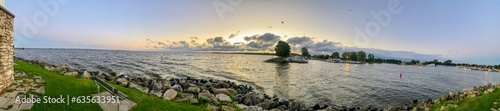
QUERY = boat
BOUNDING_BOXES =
[286,55,308,63]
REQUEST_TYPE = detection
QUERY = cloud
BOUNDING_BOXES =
[286,36,314,45]
[244,35,258,41]
[228,31,240,39]
[214,37,225,43]
[145,33,444,61]
[257,33,281,43]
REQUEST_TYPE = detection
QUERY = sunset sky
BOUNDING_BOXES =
[6,0,500,65]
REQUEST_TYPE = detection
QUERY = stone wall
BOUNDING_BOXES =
[0,5,14,93]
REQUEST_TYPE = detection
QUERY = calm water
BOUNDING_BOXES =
[14,49,500,108]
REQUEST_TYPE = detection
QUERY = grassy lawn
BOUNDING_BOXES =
[14,60,207,111]
[14,61,103,111]
[432,88,500,111]
[111,84,208,111]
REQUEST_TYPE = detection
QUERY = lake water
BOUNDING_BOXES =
[14,49,500,108]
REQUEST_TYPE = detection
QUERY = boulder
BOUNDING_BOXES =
[440,94,449,101]
[217,81,231,88]
[257,99,277,110]
[116,78,128,86]
[176,93,195,102]
[80,70,92,78]
[163,89,177,100]
[488,88,495,93]
[44,65,56,71]
[105,75,116,81]
[190,98,199,104]
[207,104,219,111]
[64,71,78,77]
[242,106,263,111]
[214,88,230,95]
[289,101,301,111]
[171,85,183,92]
[222,105,235,111]
[205,83,213,87]
[187,87,200,93]
[199,93,218,103]
[97,74,106,79]
[244,98,253,106]
[216,94,232,102]
[55,65,68,72]
[237,104,248,109]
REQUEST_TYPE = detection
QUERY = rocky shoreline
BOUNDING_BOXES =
[14,57,500,111]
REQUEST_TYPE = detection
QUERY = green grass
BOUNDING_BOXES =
[111,84,208,111]
[432,89,500,111]
[14,61,103,111]
[14,60,208,111]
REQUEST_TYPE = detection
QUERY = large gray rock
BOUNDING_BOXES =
[44,65,56,71]
[171,85,183,92]
[216,94,232,102]
[256,99,276,110]
[64,71,78,77]
[176,93,195,102]
[105,75,116,81]
[440,94,450,101]
[237,104,248,109]
[80,71,92,78]
[163,89,177,100]
[187,87,200,93]
[222,105,235,111]
[214,88,229,95]
[116,78,128,86]
[289,101,301,111]
[55,65,68,72]
[199,93,218,103]
[243,106,263,111]
[217,81,231,88]
[207,104,219,111]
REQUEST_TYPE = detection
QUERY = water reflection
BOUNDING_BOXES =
[344,63,350,73]
[485,71,489,85]
[274,63,290,99]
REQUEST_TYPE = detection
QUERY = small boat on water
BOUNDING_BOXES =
[286,55,308,63]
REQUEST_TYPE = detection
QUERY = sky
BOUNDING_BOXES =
[5,0,500,65]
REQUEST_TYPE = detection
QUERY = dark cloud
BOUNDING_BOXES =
[190,36,198,40]
[244,35,258,41]
[214,37,225,43]
[228,31,240,39]
[257,33,280,43]
[286,37,313,45]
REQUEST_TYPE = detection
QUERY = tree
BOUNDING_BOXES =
[331,52,340,59]
[341,52,349,60]
[275,41,291,58]
[348,52,357,61]
[443,60,452,65]
[301,47,311,57]
[367,54,375,62]
[432,59,438,64]
[357,51,366,61]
